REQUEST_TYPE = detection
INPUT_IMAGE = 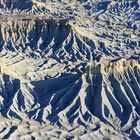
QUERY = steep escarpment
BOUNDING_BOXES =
[0,18,139,62]
[0,19,70,53]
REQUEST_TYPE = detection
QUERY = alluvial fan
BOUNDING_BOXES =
[0,0,140,139]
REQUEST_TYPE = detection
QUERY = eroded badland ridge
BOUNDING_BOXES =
[0,0,140,139]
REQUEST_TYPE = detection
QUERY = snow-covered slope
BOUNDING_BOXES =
[0,0,140,139]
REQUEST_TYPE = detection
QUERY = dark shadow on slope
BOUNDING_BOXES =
[3,126,17,139]
[0,0,33,11]
[28,73,82,124]
[130,130,140,140]
[48,78,82,124]
[0,74,22,120]
[104,85,122,119]
[112,78,132,127]
[52,20,71,52]
[85,64,108,123]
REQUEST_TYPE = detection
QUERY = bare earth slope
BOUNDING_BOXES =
[0,0,140,139]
